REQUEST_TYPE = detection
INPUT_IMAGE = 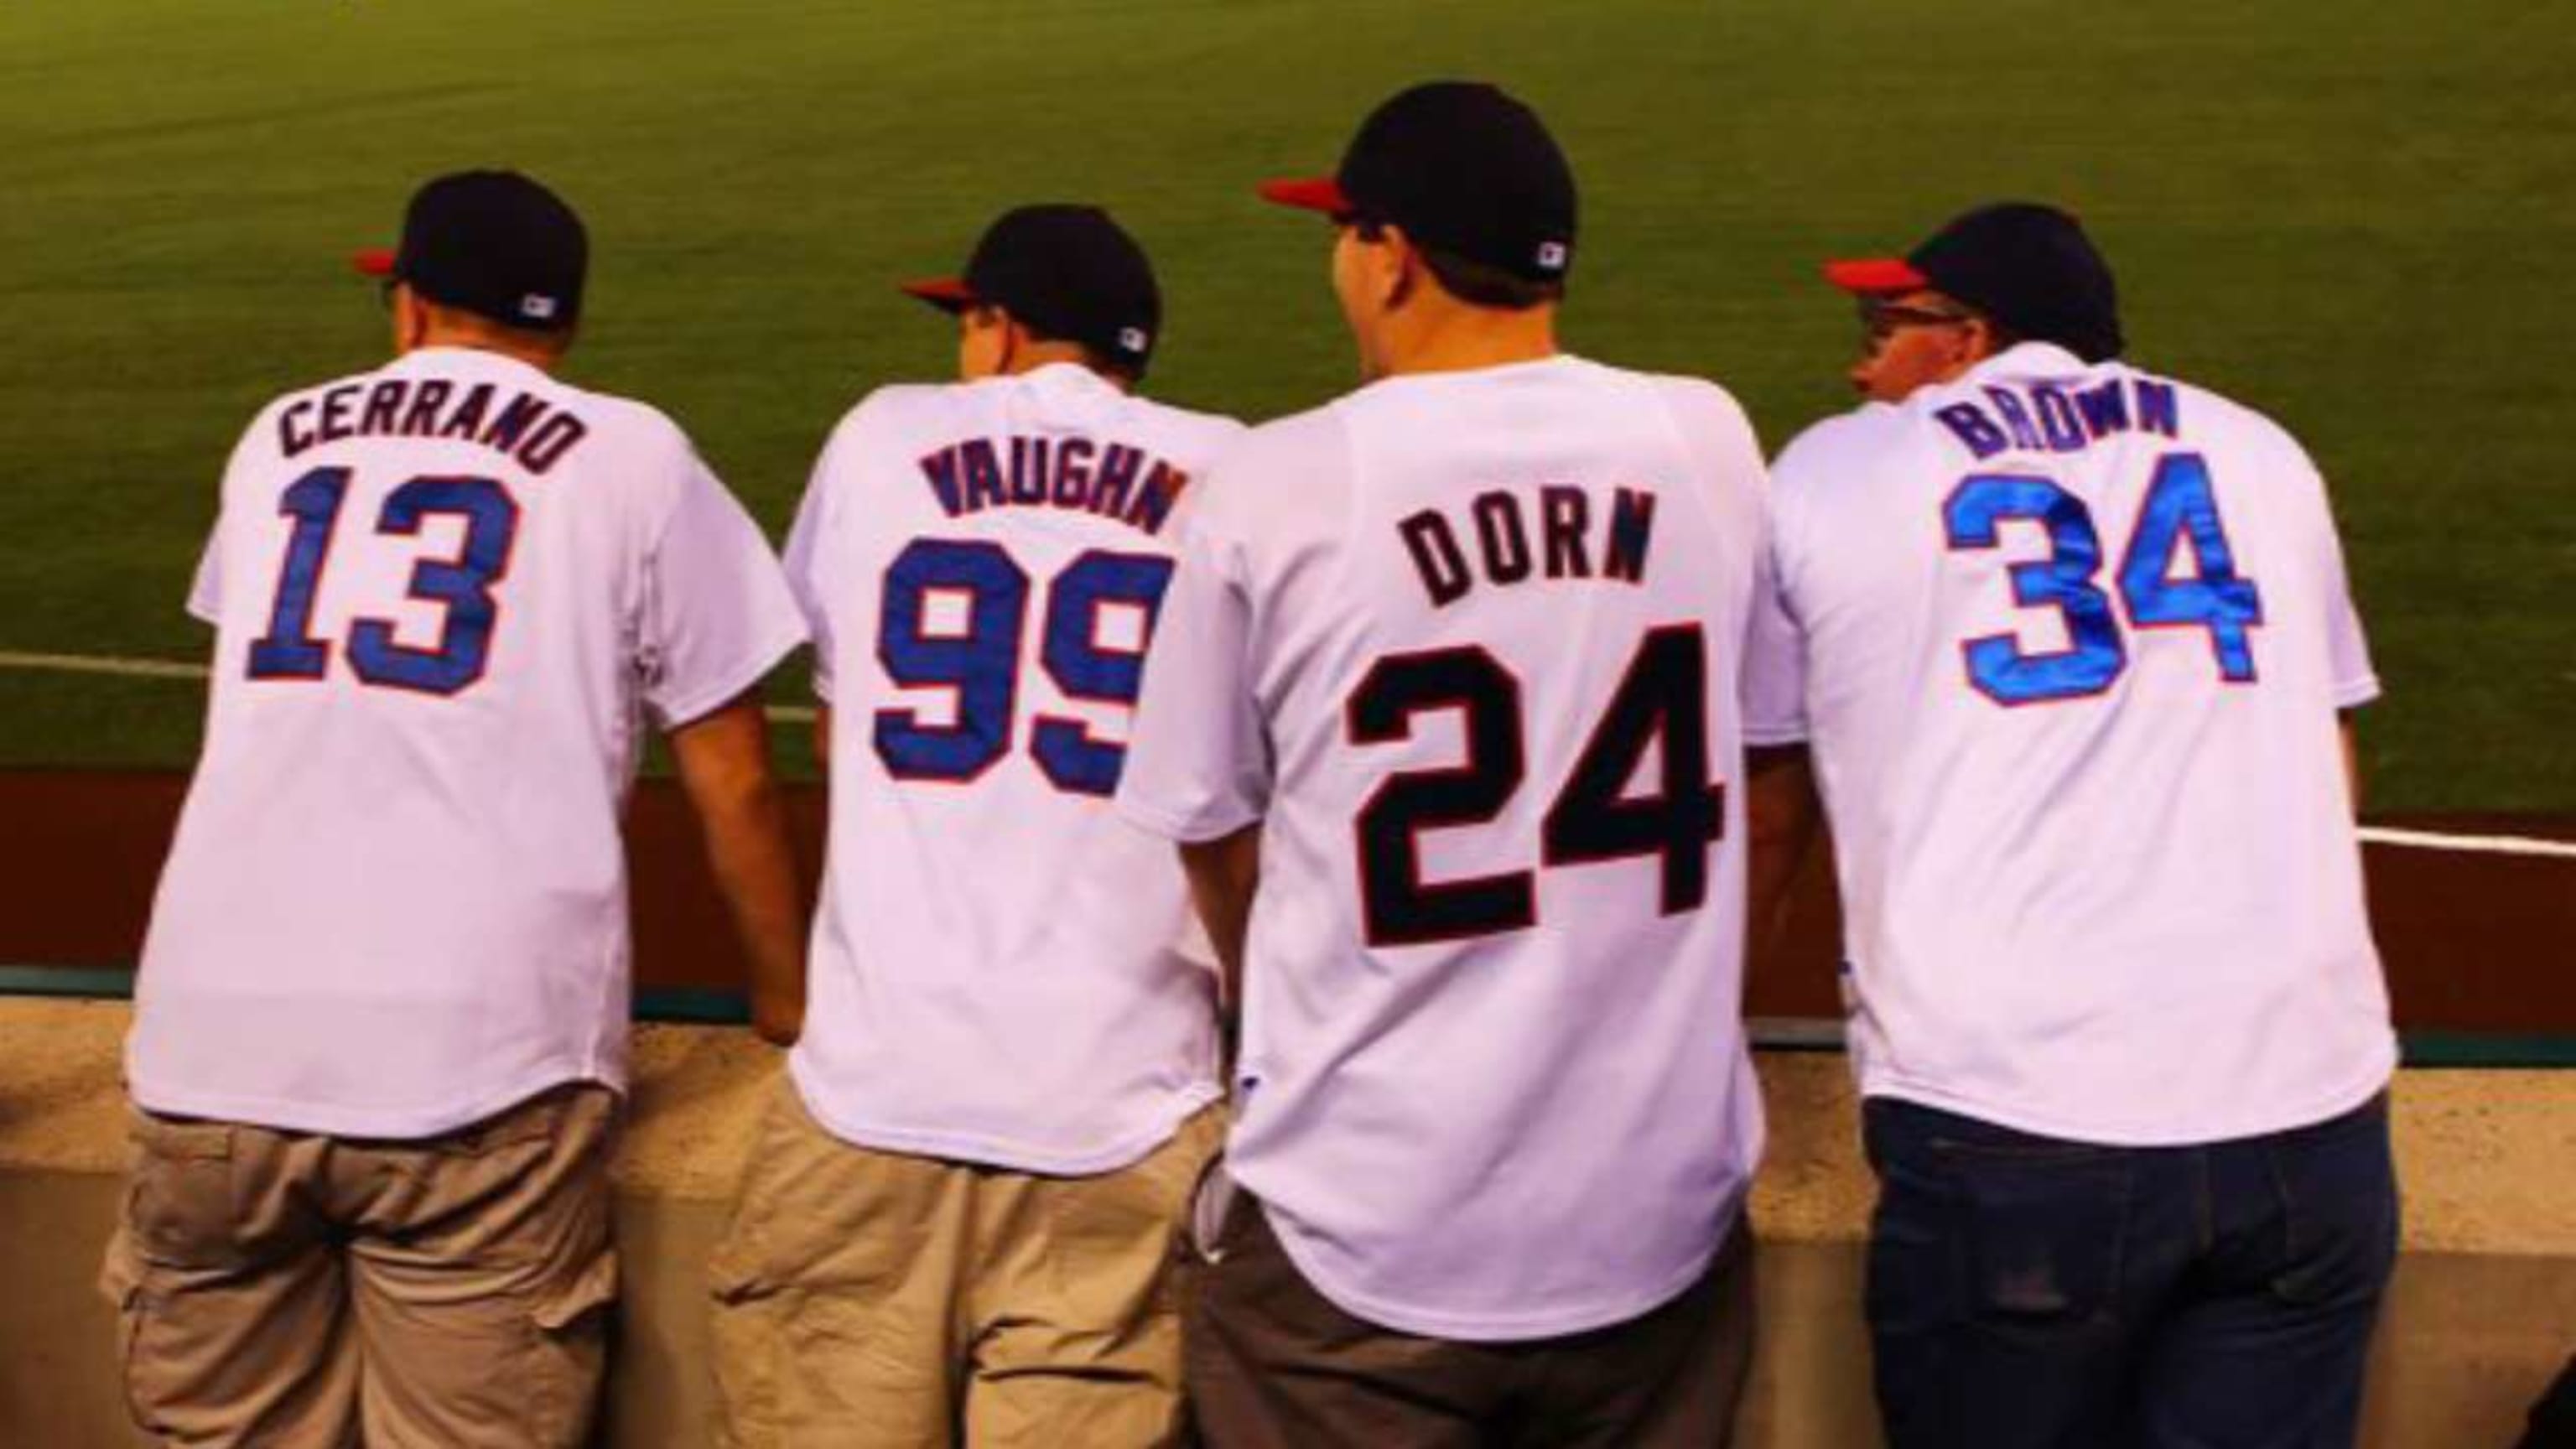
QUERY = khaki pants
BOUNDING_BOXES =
[1187,1191,1758,1448]
[710,1072,1223,1448]
[100,1084,620,1449]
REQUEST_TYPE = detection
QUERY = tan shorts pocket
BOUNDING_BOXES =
[525,1249,616,1448]
[127,1114,244,1269]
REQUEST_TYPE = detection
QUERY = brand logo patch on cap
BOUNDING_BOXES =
[520,294,560,320]
[1535,241,1570,272]
[1119,327,1150,354]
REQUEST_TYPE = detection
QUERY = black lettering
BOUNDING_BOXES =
[439,383,494,439]
[2031,385,2087,452]
[1053,439,1094,507]
[1127,461,1186,535]
[1398,510,1474,608]
[1983,387,2044,452]
[359,381,407,437]
[400,380,452,435]
[516,413,587,475]
[920,446,963,516]
[2137,379,2181,437]
[1008,436,1047,504]
[480,392,551,454]
[278,399,317,457]
[959,439,1005,510]
[1540,486,1591,578]
[318,384,361,443]
[1091,444,1143,519]
[1472,491,1533,584]
[2074,381,2130,439]
[1604,488,1656,584]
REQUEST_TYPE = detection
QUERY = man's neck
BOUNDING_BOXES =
[1378,303,1559,378]
[405,330,561,374]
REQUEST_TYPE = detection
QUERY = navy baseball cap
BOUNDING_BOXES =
[901,205,1161,378]
[1259,80,1578,287]
[1826,202,2124,362]
[355,170,586,334]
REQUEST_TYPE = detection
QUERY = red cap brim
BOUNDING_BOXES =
[353,247,397,278]
[1824,257,1930,293]
[898,277,978,312]
[1258,176,1353,215]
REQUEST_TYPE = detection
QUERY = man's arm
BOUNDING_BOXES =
[813,704,832,775]
[2340,713,2363,814]
[1179,823,1263,1024]
[1745,745,1822,964]
[670,692,808,1046]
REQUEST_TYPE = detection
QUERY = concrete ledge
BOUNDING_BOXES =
[4,1000,2571,1446]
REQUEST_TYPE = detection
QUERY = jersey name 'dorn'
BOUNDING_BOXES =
[277,377,592,475]
[1398,482,1658,609]
[917,434,1190,537]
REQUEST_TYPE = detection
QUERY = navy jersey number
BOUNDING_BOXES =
[1348,625,1725,948]
[246,465,520,695]
[874,540,1173,794]
[1944,451,2262,705]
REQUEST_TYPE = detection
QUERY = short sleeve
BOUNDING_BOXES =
[1656,377,1806,745]
[186,532,221,625]
[639,453,808,730]
[1116,484,1271,842]
[781,428,847,703]
[2307,458,2381,709]
[1742,500,1809,745]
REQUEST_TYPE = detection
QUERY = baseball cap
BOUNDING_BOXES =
[900,205,1161,378]
[1259,80,1578,286]
[354,170,586,334]
[1824,202,2124,362]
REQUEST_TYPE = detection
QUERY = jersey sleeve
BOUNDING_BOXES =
[187,407,279,626]
[2304,453,2381,709]
[1115,477,1271,843]
[1657,377,1808,745]
[781,421,851,704]
[1742,504,1809,746]
[639,451,808,730]
[186,533,221,626]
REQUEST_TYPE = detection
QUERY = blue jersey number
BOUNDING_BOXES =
[1943,451,2263,705]
[246,466,521,695]
[2116,453,2263,681]
[875,541,1173,794]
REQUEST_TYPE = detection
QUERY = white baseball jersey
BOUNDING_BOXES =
[131,345,806,1139]
[1117,356,1800,1341]
[782,362,1244,1175]
[1768,341,2394,1145]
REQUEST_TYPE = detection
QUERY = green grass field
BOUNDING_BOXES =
[1,0,2568,808]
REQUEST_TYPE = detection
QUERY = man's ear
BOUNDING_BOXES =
[1960,314,2006,367]
[392,285,430,354]
[1377,223,1421,311]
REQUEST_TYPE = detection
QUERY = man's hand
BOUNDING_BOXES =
[670,691,808,1046]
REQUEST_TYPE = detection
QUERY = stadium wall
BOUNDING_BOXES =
[2,1000,2568,1446]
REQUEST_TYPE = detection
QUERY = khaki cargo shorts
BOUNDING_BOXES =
[710,1072,1223,1448]
[101,1083,620,1449]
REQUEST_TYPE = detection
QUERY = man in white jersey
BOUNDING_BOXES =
[709,205,1242,1447]
[1765,201,2398,1447]
[107,170,810,1448]
[1115,82,1807,1446]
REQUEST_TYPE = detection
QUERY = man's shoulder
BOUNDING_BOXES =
[1218,400,1351,476]
[1773,399,1923,487]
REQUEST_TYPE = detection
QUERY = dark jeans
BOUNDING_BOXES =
[1863,1093,2398,1449]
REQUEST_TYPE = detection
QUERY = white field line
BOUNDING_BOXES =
[0,649,820,727]
[6,650,2576,857]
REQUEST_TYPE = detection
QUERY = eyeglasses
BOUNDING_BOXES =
[1858,298,1976,346]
